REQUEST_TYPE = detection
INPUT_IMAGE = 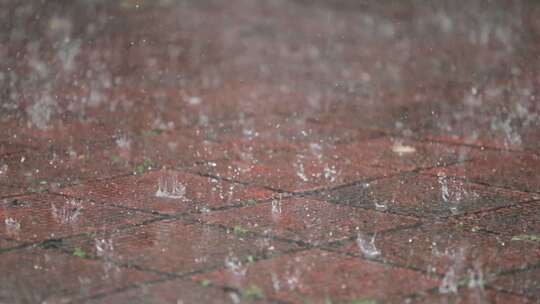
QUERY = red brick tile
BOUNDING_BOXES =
[339,137,479,171]
[194,249,438,303]
[192,149,396,193]
[425,151,540,193]
[59,219,301,275]
[60,169,275,214]
[410,288,537,304]
[334,222,539,278]
[195,197,419,245]
[0,144,135,196]
[207,114,385,146]
[455,201,540,237]
[0,183,21,198]
[0,236,19,250]
[87,278,237,304]
[0,141,29,156]
[110,129,232,168]
[191,136,482,193]
[0,247,157,303]
[316,173,535,218]
[490,268,539,298]
[0,193,155,243]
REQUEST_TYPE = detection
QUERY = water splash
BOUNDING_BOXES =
[115,134,131,149]
[323,163,339,183]
[439,248,466,294]
[392,143,416,155]
[439,268,458,294]
[437,172,460,214]
[271,196,282,222]
[95,238,114,258]
[271,272,281,291]
[4,217,21,235]
[467,263,485,289]
[0,164,7,176]
[374,200,388,212]
[155,171,186,199]
[356,232,381,258]
[294,157,309,182]
[225,254,245,275]
[51,199,83,224]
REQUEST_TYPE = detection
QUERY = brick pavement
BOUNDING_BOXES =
[1,0,539,303]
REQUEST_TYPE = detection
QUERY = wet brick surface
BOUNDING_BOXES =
[1,0,540,303]
[334,222,539,278]
[0,193,156,243]
[409,288,537,304]
[86,278,238,304]
[490,268,540,298]
[195,196,419,245]
[426,151,540,193]
[0,247,157,303]
[194,248,439,303]
[58,218,302,276]
[0,236,19,251]
[315,172,536,218]
[60,169,275,215]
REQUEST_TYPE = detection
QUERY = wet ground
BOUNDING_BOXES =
[1,0,540,303]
